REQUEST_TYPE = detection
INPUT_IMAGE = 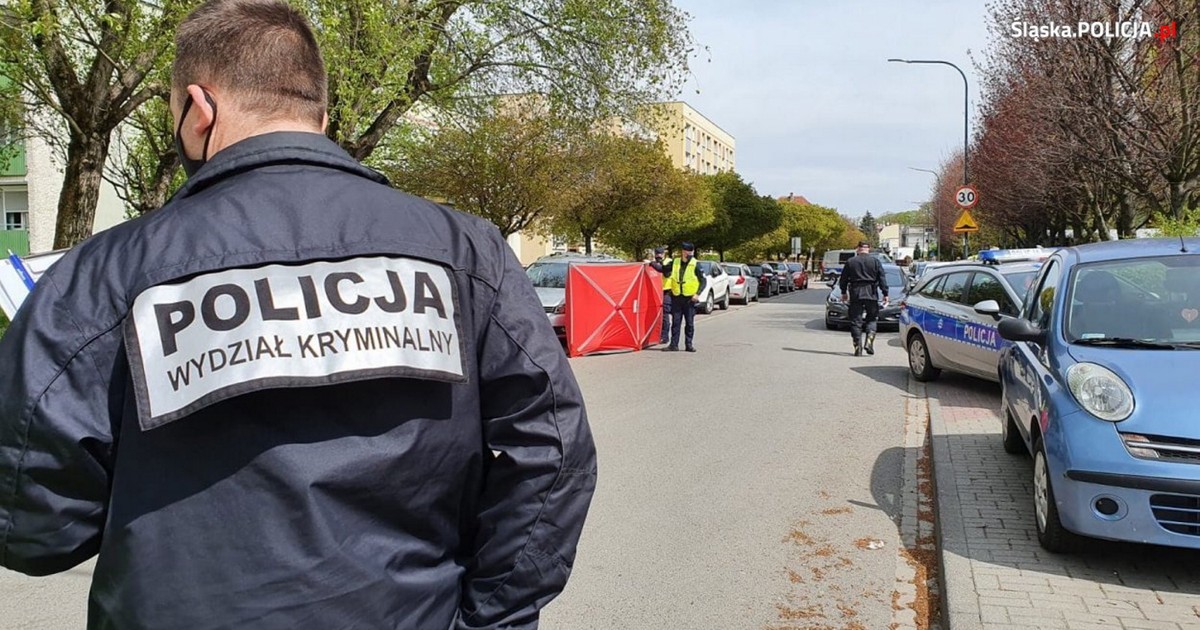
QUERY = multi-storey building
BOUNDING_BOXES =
[0,132,127,255]
[647,101,735,175]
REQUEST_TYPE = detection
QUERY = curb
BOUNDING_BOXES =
[928,395,984,630]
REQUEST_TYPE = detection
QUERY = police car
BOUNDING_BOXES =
[899,248,1050,382]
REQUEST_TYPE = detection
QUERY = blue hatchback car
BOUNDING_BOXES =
[995,238,1200,552]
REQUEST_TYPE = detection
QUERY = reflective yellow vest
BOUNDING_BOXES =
[669,257,701,297]
[661,257,673,291]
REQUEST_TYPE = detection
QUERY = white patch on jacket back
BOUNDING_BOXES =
[125,256,465,429]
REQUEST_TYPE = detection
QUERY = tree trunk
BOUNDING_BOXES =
[1169,180,1185,222]
[718,250,725,262]
[584,231,594,255]
[1117,190,1135,239]
[54,132,112,249]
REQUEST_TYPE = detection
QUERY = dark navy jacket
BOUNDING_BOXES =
[0,132,597,629]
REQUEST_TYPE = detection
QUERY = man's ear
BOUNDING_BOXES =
[186,84,216,136]
[321,111,329,132]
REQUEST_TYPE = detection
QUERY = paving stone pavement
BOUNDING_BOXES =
[926,373,1200,630]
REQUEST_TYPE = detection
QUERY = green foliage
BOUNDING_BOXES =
[878,209,928,226]
[858,212,878,246]
[602,170,712,259]
[688,172,782,257]
[1157,209,1200,238]
[1,0,197,246]
[550,131,682,254]
[301,0,695,161]
[0,311,7,341]
[385,102,576,238]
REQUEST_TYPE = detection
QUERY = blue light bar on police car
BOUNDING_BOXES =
[979,247,1051,264]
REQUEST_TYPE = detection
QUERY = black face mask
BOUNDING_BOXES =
[174,91,218,178]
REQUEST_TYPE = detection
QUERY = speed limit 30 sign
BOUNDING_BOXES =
[955,186,978,209]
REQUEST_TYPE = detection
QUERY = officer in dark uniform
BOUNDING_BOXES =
[0,2,596,628]
[651,246,671,344]
[838,240,889,356]
[662,242,707,352]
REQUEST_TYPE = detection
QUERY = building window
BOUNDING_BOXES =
[1,188,29,231]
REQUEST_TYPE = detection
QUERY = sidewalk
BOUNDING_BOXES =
[925,374,1200,630]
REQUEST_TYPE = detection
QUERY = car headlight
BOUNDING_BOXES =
[827,293,841,304]
[1066,362,1134,422]
[553,303,566,315]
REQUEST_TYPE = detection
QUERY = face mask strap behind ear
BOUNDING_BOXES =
[199,90,217,162]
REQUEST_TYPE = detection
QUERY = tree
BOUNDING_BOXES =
[602,170,712,259]
[688,172,782,260]
[0,0,193,248]
[386,103,575,238]
[117,0,697,220]
[3,0,694,247]
[551,131,679,254]
[107,96,183,217]
[858,212,878,246]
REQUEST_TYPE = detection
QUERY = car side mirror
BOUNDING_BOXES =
[998,317,1046,343]
[973,300,1002,320]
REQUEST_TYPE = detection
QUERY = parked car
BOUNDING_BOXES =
[995,238,1200,552]
[822,249,893,281]
[749,264,780,297]
[785,262,810,290]
[525,252,623,337]
[824,264,909,330]
[899,255,1046,382]
[722,262,759,304]
[694,260,731,314]
[758,262,793,293]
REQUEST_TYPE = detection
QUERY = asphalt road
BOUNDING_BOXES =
[0,285,912,629]
[541,287,910,629]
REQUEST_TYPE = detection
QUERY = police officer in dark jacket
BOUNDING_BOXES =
[661,242,707,352]
[651,246,671,344]
[838,241,889,356]
[0,2,596,628]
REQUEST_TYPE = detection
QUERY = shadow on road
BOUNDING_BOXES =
[781,347,853,358]
[848,366,909,392]
[853,446,907,527]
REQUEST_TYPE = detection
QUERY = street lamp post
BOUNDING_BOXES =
[908,167,940,260]
[890,58,971,258]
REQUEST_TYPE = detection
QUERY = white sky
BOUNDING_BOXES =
[671,0,991,219]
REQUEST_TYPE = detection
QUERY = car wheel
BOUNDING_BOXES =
[907,332,941,382]
[720,291,730,310]
[704,294,714,314]
[1034,438,1082,553]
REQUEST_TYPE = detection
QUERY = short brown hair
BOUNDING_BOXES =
[173,0,327,124]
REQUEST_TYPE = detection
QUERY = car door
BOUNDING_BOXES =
[713,263,729,299]
[1006,259,1064,435]
[922,271,975,372]
[960,269,1017,378]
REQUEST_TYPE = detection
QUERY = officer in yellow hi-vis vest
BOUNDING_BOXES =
[650,247,672,344]
[662,242,707,352]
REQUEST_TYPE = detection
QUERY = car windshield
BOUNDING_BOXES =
[722,265,741,275]
[1066,256,1200,345]
[1000,269,1039,302]
[787,263,802,272]
[526,262,568,289]
[886,270,905,289]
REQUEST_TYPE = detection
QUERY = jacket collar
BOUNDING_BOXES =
[173,131,390,199]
